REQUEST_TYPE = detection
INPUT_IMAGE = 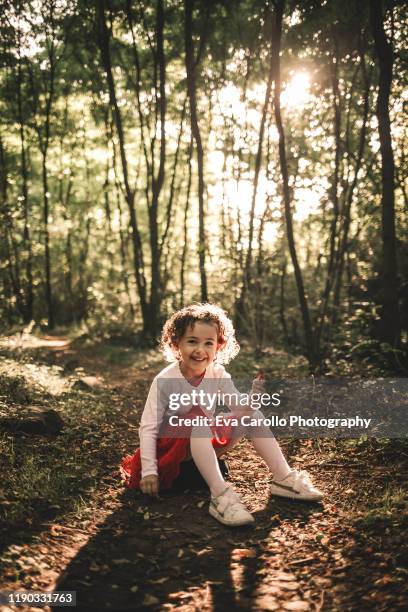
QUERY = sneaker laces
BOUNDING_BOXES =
[299,470,313,485]
[214,487,246,516]
[296,470,318,492]
[283,469,312,493]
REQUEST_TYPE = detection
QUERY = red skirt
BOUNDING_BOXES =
[120,409,233,490]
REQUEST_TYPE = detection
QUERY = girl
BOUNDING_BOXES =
[121,303,322,527]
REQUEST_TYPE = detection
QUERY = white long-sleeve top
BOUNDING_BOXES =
[139,361,248,478]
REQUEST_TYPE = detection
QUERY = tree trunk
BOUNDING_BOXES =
[17,57,33,322]
[369,0,400,348]
[37,52,56,330]
[97,0,149,329]
[180,137,194,308]
[242,35,274,300]
[279,258,290,345]
[0,135,25,319]
[184,0,208,302]
[272,0,317,368]
[42,155,53,328]
[332,41,371,323]
[147,0,166,340]
[316,40,342,347]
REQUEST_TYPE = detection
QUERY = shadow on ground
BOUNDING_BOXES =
[54,488,318,611]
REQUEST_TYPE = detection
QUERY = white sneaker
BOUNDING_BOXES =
[209,487,255,526]
[270,469,323,501]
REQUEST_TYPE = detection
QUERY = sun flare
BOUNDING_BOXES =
[281,72,311,108]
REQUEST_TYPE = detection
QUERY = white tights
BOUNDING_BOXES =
[189,409,291,498]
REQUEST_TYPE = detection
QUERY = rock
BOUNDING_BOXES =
[62,359,80,373]
[73,376,103,391]
[0,409,64,436]
[142,594,159,606]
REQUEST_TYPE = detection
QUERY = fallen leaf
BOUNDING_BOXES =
[282,600,310,611]
[89,562,101,572]
[274,582,299,591]
[315,578,334,591]
[232,548,256,559]
[143,594,159,605]
[50,525,61,537]
[374,574,396,586]
[272,572,297,582]
[255,596,280,610]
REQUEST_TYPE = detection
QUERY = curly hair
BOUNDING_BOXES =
[160,303,240,364]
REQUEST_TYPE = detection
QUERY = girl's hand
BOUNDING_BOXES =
[140,475,159,497]
[251,371,265,394]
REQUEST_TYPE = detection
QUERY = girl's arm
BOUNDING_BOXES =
[139,377,164,479]
[218,368,265,414]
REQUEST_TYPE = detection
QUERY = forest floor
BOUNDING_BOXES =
[0,331,407,612]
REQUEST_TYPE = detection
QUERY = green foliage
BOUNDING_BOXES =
[325,300,407,375]
[354,485,408,528]
[0,348,121,532]
[0,373,32,405]
[0,0,406,371]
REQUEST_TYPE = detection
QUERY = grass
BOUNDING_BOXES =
[0,426,102,529]
[356,486,408,527]
[0,346,121,542]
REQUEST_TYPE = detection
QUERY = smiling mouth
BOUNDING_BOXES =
[191,357,206,362]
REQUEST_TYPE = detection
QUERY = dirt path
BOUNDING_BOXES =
[1,339,407,611]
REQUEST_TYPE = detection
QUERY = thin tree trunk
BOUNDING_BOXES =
[78,217,92,320]
[279,258,290,345]
[369,0,400,348]
[125,0,152,186]
[332,42,371,323]
[316,39,342,346]
[272,0,316,367]
[242,39,274,296]
[184,0,208,302]
[98,0,148,328]
[35,46,56,329]
[0,135,25,318]
[116,182,136,317]
[146,0,166,339]
[233,51,252,328]
[159,97,187,260]
[180,137,194,308]
[17,57,33,322]
[42,156,53,327]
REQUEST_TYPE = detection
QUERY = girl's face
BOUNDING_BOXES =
[174,321,221,376]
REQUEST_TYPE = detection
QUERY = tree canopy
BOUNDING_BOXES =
[0,0,407,371]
